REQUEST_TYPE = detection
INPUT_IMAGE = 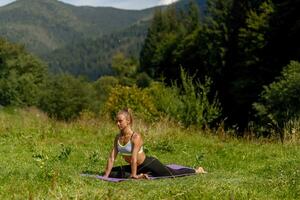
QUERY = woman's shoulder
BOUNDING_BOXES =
[114,133,121,142]
[132,132,142,141]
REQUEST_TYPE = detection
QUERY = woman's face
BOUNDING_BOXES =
[116,114,130,130]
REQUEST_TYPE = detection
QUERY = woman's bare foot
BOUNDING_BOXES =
[195,167,207,174]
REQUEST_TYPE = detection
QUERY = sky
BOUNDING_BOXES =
[0,0,180,10]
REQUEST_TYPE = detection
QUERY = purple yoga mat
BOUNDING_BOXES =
[81,164,196,182]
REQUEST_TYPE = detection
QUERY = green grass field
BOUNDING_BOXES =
[0,108,299,199]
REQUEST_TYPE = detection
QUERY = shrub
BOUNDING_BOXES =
[145,82,183,121]
[178,69,221,128]
[39,74,98,120]
[93,75,119,109]
[253,61,300,139]
[104,69,221,128]
[104,85,159,122]
[136,72,152,88]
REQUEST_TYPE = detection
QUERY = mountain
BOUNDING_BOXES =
[0,0,154,55]
[44,0,207,80]
[45,20,150,80]
[0,0,207,80]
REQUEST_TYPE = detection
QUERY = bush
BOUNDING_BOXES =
[39,74,99,120]
[178,69,221,128]
[145,82,183,121]
[104,85,159,122]
[254,61,300,138]
[104,69,221,128]
[93,75,119,109]
[136,72,152,88]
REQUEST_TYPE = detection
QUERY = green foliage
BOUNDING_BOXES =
[104,85,159,122]
[184,1,201,32]
[107,52,153,88]
[254,61,300,132]
[145,82,183,120]
[0,38,47,107]
[111,52,139,86]
[135,72,152,88]
[112,52,137,77]
[140,3,201,79]
[179,69,221,128]
[139,0,232,125]
[104,69,221,128]
[140,0,300,132]
[234,0,274,89]
[238,1,274,52]
[39,74,99,120]
[203,0,232,67]
[93,75,119,105]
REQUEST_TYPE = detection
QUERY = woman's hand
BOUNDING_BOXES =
[130,173,149,179]
[130,174,139,179]
[103,175,109,179]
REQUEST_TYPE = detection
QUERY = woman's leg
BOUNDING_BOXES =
[137,156,195,177]
[109,165,131,178]
[166,167,196,176]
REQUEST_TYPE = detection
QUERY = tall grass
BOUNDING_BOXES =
[0,107,299,199]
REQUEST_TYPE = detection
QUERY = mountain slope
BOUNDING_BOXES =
[43,0,207,80]
[0,0,207,80]
[0,0,154,55]
[45,20,150,80]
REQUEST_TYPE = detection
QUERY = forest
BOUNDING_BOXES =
[1,0,299,141]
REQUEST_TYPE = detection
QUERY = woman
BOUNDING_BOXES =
[103,108,206,179]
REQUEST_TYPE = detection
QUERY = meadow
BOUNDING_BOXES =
[0,107,299,200]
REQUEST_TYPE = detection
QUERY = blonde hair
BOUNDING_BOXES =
[117,108,133,125]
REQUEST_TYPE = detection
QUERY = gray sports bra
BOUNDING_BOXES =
[117,133,143,156]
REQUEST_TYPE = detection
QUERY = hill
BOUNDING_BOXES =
[0,0,207,79]
[0,0,154,55]
[44,20,150,79]
[43,0,207,79]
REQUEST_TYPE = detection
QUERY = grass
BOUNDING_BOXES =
[0,107,299,199]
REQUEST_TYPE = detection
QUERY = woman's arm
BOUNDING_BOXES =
[103,135,119,178]
[130,133,143,179]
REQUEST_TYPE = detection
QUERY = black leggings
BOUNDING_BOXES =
[108,156,195,178]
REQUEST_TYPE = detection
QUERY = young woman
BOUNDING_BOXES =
[103,108,206,179]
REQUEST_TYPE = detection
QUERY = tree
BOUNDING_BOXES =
[39,74,98,120]
[220,0,274,129]
[140,2,201,81]
[254,61,300,140]
[93,75,119,108]
[140,8,172,78]
[111,52,139,86]
[0,38,47,106]
[262,0,300,80]
[139,0,300,133]
[111,52,137,77]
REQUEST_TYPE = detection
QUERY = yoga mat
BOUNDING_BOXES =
[81,164,196,182]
